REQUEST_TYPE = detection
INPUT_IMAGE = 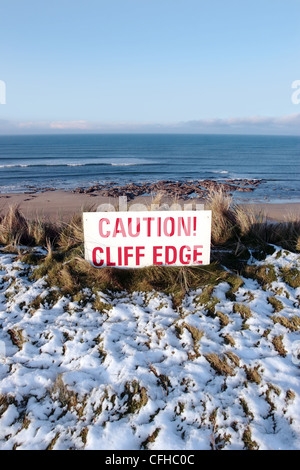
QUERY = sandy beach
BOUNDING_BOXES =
[0,189,299,222]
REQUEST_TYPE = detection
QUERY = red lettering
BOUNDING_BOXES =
[106,247,116,266]
[99,218,110,238]
[118,246,122,265]
[135,246,145,266]
[143,217,155,237]
[124,246,134,266]
[179,245,191,265]
[157,217,162,237]
[92,247,104,267]
[153,246,163,265]
[163,217,175,237]
[113,218,127,237]
[165,246,177,265]
[193,216,197,236]
[193,245,203,264]
[178,217,191,236]
[128,218,141,237]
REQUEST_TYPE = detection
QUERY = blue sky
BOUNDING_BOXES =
[0,0,300,134]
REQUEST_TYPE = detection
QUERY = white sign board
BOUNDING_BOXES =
[83,211,211,268]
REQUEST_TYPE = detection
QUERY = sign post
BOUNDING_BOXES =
[83,210,211,268]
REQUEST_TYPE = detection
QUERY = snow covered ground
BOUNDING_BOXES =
[0,246,299,450]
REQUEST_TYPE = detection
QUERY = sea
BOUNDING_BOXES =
[0,134,299,203]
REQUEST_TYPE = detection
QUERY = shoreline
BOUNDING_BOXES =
[0,189,300,222]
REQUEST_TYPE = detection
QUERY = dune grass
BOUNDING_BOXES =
[0,192,299,303]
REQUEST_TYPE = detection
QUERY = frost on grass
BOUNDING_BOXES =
[0,247,300,450]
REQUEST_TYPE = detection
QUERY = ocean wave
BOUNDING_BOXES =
[110,163,138,166]
[0,161,148,168]
[0,164,29,168]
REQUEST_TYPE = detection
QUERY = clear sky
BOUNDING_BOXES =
[0,0,300,134]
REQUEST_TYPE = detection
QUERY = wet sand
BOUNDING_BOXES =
[0,190,299,222]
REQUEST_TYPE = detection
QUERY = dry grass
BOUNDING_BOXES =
[206,189,300,252]
[244,365,262,385]
[242,426,259,450]
[141,428,161,449]
[205,353,237,377]
[0,204,299,309]
[271,315,300,332]
[280,267,300,289]
[57,214,83,251]
[216,311,231,328]
[121,380,148,415]
[7,328,26,350]
[272,335,287,357]
[244,264,277,290]
[206,190,237,245]
[0,206,30,246]
[222,333,236,347]
[267,296,284,312]
[233,303,252,321]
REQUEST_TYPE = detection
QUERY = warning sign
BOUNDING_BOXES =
[83,210,211,268]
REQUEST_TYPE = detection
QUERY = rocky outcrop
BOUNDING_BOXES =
[73,179,264,200]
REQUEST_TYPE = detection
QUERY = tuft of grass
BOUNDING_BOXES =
[58,214,84,251]
[92,297,113,314]
[206,190,237,245]
[272,335,287,357]
[93,335,107,363]
[222,333,236,347]
[0,206,31,246]
[0,394,16,418]
[183,323,204,343]
[286,390,296,403]
[121,380,148,415]
[242,426,259,450]
[206,189,300,253]
[0,206,60,248]
[225,351,240,368]
[46,432,60,451]
[271,315,300,332]
[80,427,89,446]
[265,383,281,413]
[195,285,215,306]
[216,311,231,328]
[244,365,262,385]
[280,267,300,289]
[51,374,87,418]
[267,296,284,312]
[149,364,171,395]
[239,398,254,420]
[205,353,236,377]
[141,428,161,449]
[29,290,61,313]
[233,303,252,321]
[7,328,26,350]
[244,264,277,290]
[182,322,204,358]
[225,275,244,301]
